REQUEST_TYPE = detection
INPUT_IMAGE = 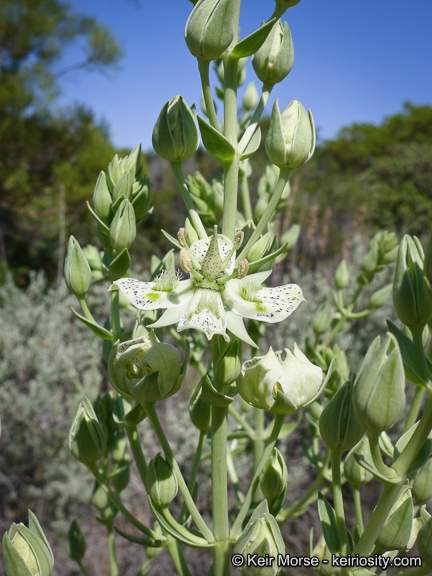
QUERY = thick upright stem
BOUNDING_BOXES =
[330,450,348,555]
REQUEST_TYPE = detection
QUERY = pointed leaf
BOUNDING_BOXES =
[71,307,113,340]
[239,124,261,160]
[161,229,182,250]
[387,320,431,385]
[231,18,277,58]
[197,115,235,162]
[87,201,110,234]
[317,492,341,554]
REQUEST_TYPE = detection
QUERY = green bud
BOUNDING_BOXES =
[417,517,432,567]
[112,171,133,206]
[152,96,199,163]
[110,431,128,462]
[185,0,235,62]
[247,231,271,262]
[213,338,242,387]
[344,436,374,487]
[359,244,379,285]
[352,335,405,434]
[64,236,92,298]
[369,283,392,309]
[265,99,315,170]
[274,0,302,19]
[2,511,54,576]
[243,81,259,111]
[393,235,432,330]
[132,178,151,221]
[69,398,107,465]
[312,304,332,336]
[109,199,136,252]
[185,217,199,245]
[146,453,178,507]
[91,481,109,512]
[93,171,112,222]
[334,260,349,290]
[233,500,285,575]
[66,520,86,563]
[376,485,413,552]
[111,460,130,493]
[238,345,324,414]
[252,20,294,86]
[413,456,432,503]
[189,376,212,433]
[319,381,364,452]
[107,154,121,188]
[259,448,288,501]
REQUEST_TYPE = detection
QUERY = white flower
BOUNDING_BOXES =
[110,228,304,346]
[238,345,324,413]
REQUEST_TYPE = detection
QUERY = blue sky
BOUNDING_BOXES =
[57,0,432,152]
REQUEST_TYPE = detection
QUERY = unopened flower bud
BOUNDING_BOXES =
[178,228,188,247]
[413,456,432,503]
[259,448,288,501]
[66,520,86,563]
[393,235,432,330]
[353,335,405,434]
[274,0,302,19]
[2,511,54,576]
[252,20,294,86]
[312,304,332,336]
[376,485,413,552]
[112,171,133,206]
[93,171,112,222]
[344,436,374,487]
[185,0,235,62]
[265,99,315,170]
[334,260,349,290]
[185,218,199,245]
[359,245,379,285]
[189,376,212,433]
[180,248,193,273]
[370,284,392,309]
[417,518,432,568]
[319,381,364,452]
[109,199,136,252]
[213,338,242,387]
[238,345,324,414]
[146,454,178,507]
[69,398,107,465]
[247,232,271,262]
[111,459,130,493]
[64,236,92,298]
[237,259,249,279]
[233,501,285,575]
[243,82,259,111]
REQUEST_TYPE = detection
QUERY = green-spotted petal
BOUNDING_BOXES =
[111,278,193,310]
[224,276,304,322]
[177,288,229,341]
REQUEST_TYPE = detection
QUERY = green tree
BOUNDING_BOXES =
[0,0,123,281]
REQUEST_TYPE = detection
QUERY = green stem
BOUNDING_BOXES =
[211,405,230,576]
[134,560,151,576]
[237,169,291,262]
[77,560,93,576]
[230,414,285,539]
[198,59,220,131]
[367,432,397,480]
[166,537,193,576]
[78,298,98,326]
[178,430,206,524]
[107,523,119,576]
[170,162,207,240]
[240,169,253,222]
[248,83,272,127]
[278,449,331,521]
[143,402,214,543]
[111,290,122,341]
[227,449,244,503]
[253,408,265,503]
[403,386,426,433]
[354,394,432,556]
[352,486,364,534]
[88,465,155,538]
[228,404,255,436]
[126,425,147,485]
[330,450,348,555]
[221,54,239,241]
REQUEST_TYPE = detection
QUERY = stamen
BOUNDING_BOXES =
[180,248,193,273]
[178,228,188,247]
[237,259,249,279]
[153,269,181,292]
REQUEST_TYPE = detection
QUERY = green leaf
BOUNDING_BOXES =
[239,124,261,160]
[200,374,233,407]
[109,248,131,280]
[161,230,182,250]
[230,18,277,59]
[114,526,167,547]
[197,115,235,162]
[247,242,290,274]
[353,453,401,485]
[387,320,431,385]
[86,201,110,234]
[71,307,113,340]
[317,492,341,554]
